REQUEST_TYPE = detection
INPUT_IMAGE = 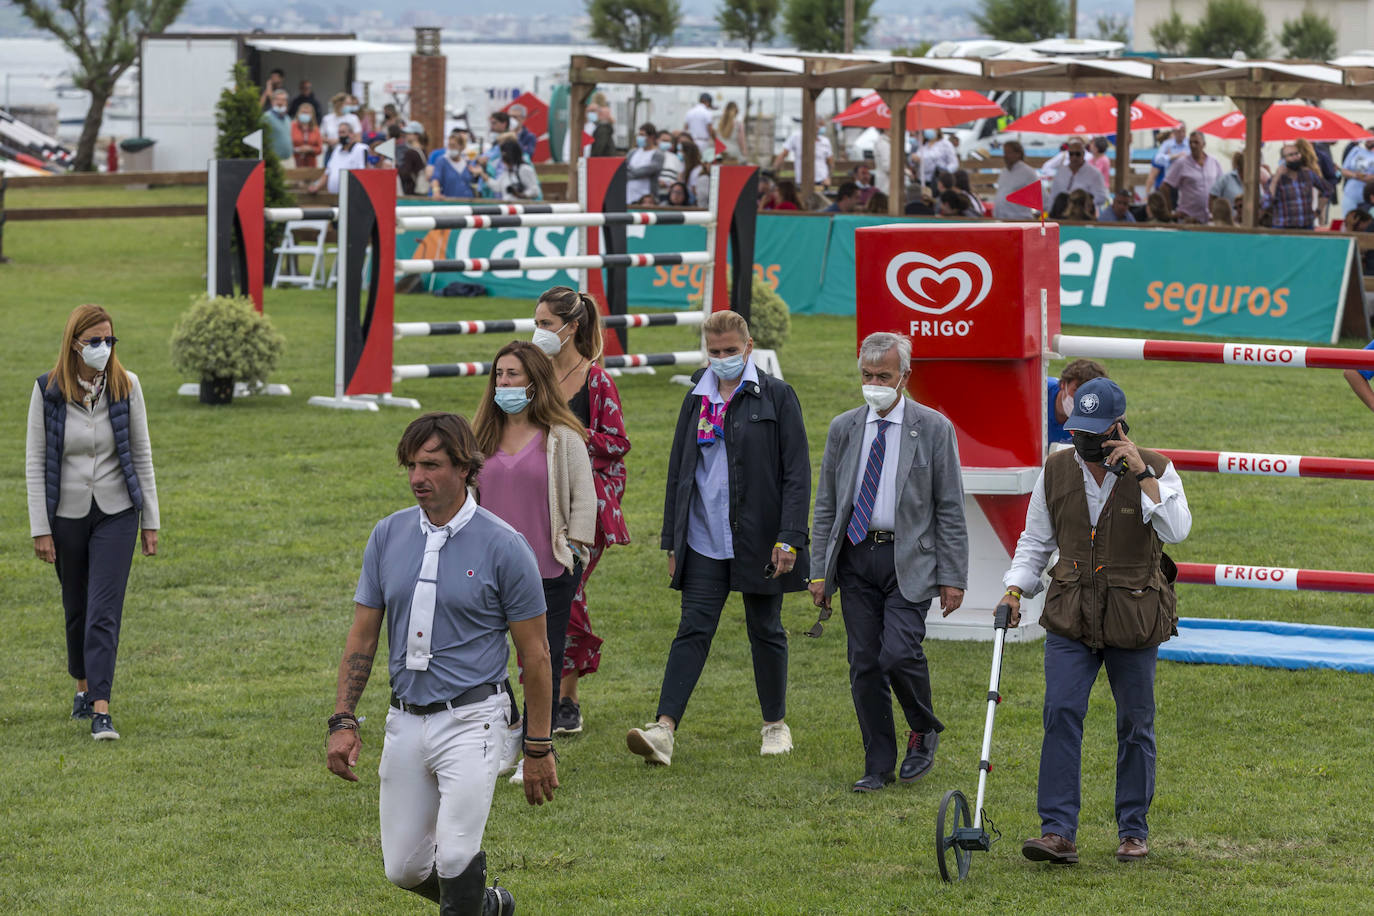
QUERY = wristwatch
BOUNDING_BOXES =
[1135,466,1157,482]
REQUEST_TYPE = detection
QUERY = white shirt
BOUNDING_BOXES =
[658,150,684,189]
[1003,452,1191,597]
[994,160,1041,219]
[917,137,958,184]
[625,146,658,203]
[319,112,360,143]
[684,103,714,148]
[783,131,833,184]
[872,136,891,195]
[1049,161,1110,207]
[325,142,368,193]
[851,397,905,532]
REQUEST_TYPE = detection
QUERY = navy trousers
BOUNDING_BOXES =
[657,549,788,727]
[518,561,581,730]
[837,538,942,778]
[51,502,139,704]
[1038,632,1158,843]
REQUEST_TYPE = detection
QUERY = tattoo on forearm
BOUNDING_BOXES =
[341,652,374,712]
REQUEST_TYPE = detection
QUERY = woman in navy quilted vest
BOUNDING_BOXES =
[25,304,160,741]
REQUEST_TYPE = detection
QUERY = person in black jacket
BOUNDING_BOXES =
[626,310,810,767]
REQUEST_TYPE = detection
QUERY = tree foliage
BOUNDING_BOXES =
[1094,13,1130,43]
[893,41,936,58]
[216,63,292,270]
[716,0,782,51]
[585,0,683,52]
[1186,0,1270,59]
[1279,10,1337,60]
[781,0,877,52]
[12,0,188,171]
[1149,10,1189,55]
[972,0,1067,43]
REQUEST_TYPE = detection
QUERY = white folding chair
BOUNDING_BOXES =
[271,220,336,290]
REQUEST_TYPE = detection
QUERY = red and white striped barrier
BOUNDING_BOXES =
[1176,562,1374,594]
[394,311,704,338]
[1160,449,1374,481]
[396,251,709,275]
[393,350,704,380]
[266,202,584,222]
[1056,334,1374,371]
[396,210,714,232]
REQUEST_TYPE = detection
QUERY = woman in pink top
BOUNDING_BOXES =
[473,341,595,783]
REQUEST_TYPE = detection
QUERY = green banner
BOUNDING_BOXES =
[1058,225,1353,344]
[397,206,1354,343]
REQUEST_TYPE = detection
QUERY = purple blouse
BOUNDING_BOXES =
[480,430,561,579]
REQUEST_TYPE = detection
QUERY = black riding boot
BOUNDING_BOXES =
[439,851,515,915]
[404,869,441,903]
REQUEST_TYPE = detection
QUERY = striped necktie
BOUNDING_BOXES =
[847,419,892,545]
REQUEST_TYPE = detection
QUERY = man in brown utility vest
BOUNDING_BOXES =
[998,378,1192,866]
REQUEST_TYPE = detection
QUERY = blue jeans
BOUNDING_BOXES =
[1038,632,1157,843]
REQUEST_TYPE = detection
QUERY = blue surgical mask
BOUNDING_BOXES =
[636,135,648,149]
[709,353,746,382]
[587,111,599,124]
[494,384,532,414]
[659,140,673,152]
[343,104,358,114]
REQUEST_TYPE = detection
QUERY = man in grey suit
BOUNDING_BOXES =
[810,332,968,792]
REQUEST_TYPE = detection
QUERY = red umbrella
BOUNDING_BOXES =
[1004,96,1178,135]
[1198,105,1373,143]
[832,90,1004,131]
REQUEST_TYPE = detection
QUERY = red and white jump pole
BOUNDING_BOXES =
[395,251,709,275]
[1159,449,1374,481]
[392,350,704,380]
[394,311,704,338]
[1176,562,1374,594]
[1056,334,1374,371]
[265,202,586,222]
[396,211,714,232]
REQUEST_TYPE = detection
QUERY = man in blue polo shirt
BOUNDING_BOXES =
[1046,359,1108,446]
[326,412,555,915]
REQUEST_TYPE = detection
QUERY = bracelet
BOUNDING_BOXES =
[523,736,554,745]
[328,720,359,734]
[1003,587,1022,599]
[328,712,359,728]
[524,745,558,760]
[774,542,796,555]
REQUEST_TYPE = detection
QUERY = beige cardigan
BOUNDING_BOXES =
[545,424,596,573]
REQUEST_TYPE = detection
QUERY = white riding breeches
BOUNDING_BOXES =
[378,691,508,886]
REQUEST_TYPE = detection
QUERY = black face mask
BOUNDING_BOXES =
[1285,157,1302,171]
[1071,420,1128,463]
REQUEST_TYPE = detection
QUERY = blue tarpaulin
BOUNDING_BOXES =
[1159,618,1374,674]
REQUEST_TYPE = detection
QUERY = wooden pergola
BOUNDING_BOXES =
[568,51,1374,226]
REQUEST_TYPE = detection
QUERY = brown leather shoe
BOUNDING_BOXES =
[1116,837,1149,861]
[1022,833,1079,864]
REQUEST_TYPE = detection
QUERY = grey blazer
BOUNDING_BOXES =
[811,396,969,604]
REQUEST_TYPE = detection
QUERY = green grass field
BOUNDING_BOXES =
[3,195,1374,914]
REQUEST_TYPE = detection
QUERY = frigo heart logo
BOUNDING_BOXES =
[885,251,993,316]
[877,103,892,119]
[1039,110,1067,125]
[1285,115,1322,132]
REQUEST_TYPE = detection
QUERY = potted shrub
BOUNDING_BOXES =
[170,294,285,404]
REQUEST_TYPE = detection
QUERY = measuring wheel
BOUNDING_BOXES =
[936,788,973,882]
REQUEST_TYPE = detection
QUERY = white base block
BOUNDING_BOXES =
[351,393,423,409]
[178,382,292,398]
[607,367,657,377]
[753,348,783,379]
[669,374,694,386]
[926,492,1046,643]
[307,395,379,411]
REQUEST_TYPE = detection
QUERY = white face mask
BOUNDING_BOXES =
[1059,390,1074,419]
[531,325,566,357]
[81,342,111,372]
[862,384,899,412]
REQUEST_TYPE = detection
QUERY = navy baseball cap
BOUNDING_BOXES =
[1064,377,1126,434]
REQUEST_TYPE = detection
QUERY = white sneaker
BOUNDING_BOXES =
[508,757,524,785]
[760,721,793,756]
[497,719,522,776]
[626,721,674,766]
